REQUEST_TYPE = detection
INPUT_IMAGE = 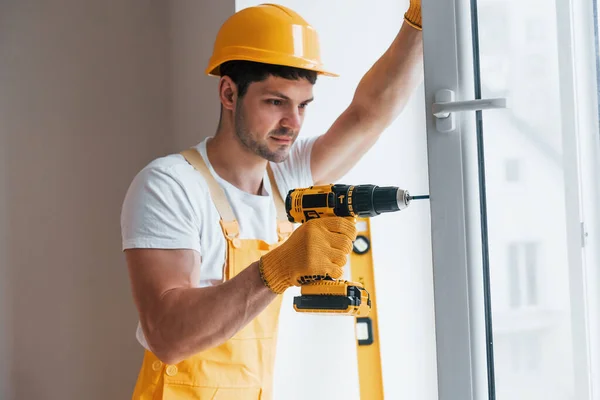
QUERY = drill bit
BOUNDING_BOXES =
[408,194,430,201]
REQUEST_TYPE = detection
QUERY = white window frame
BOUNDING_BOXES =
[421,0,600,398]
[572,0,600,398]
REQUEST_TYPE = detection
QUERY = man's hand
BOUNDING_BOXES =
[310,3,423,185]
[259,217,357,294]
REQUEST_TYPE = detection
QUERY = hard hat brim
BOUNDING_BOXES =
[206,47,339,78]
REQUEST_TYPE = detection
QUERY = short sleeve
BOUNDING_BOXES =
[120,165,201,253]
[270,135,319,199]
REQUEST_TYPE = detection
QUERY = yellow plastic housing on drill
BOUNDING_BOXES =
[286,184,342,223]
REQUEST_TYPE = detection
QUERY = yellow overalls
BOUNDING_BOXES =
[131,148,293,399]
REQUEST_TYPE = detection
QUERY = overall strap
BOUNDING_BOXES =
[180,148,239,239]
[181,147,292,241]
[266,164,293,241]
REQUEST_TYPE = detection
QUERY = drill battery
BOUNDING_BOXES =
[292,277,371,317]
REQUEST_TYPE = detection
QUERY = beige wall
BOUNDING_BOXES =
[0,1,234,398]
[0,47,11,397]
[170,0,234,150]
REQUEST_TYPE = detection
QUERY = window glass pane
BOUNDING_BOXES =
[475,0,577,398]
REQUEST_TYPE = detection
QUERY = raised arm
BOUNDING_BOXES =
[310,7,424,185]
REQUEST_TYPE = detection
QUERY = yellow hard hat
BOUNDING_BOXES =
[206,3,338,77]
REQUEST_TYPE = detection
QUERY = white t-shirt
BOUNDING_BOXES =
[120,135,317,349]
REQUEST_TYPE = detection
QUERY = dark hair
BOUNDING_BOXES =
[219,60,318,97]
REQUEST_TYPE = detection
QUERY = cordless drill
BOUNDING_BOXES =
[285,184,429,317]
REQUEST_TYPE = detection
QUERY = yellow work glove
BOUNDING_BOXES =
[259,217,357,294]
[404,0,422,30]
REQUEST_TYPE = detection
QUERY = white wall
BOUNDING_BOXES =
[233,2,436,399]
[0,1,170,398]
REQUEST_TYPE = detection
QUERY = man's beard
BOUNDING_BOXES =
[234,102,297,163]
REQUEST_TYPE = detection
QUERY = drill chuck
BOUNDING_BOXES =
[351,185,410,217]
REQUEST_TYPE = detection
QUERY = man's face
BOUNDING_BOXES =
[233,76,314,163]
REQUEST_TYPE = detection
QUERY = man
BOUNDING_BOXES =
[122,2,423,399]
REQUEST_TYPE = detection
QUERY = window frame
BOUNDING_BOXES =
[421,0,481,398]
[574,0,600,397]
[421,0,600,398]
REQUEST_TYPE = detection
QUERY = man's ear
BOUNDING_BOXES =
[218,76,237,111]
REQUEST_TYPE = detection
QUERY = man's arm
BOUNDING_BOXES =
[310,20,424,185]
[125,248,276,365]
